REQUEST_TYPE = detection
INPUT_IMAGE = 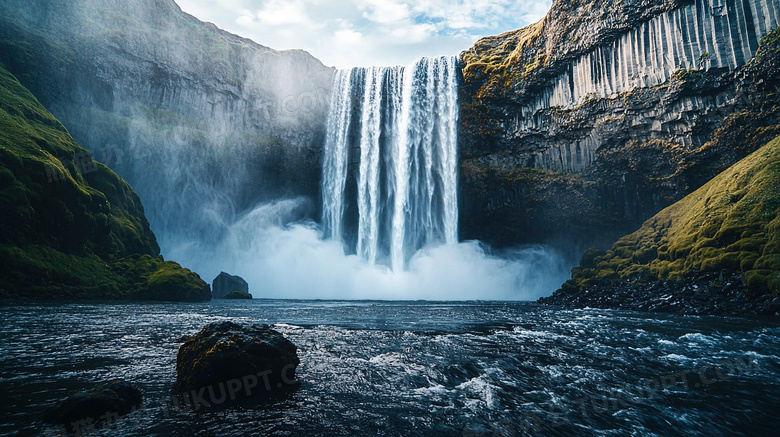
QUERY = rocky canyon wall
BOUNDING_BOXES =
[0,0,334,256]
[3,0,778,263]
[459,0,780,249]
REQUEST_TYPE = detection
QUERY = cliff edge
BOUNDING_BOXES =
[0,0,334,259]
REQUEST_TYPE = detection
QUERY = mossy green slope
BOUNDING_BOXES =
[0,65,209,300]
[568,134,780,297]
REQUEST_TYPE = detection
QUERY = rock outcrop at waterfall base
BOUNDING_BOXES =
[459,0,780,249]
[0,0,334,254]
[212,272,251,299]
[540,133,780,315]
[0,65,210,301]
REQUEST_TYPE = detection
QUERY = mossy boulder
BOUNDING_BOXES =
[42,380,142,426]
[0,65,209,301]
[223,291,253,300]
[174,322,299,405]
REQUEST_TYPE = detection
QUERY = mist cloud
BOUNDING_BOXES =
[165,198,572,301]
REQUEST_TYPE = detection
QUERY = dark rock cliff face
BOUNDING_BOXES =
[3,0,776,283]
[212,271,249,299]
[0,0,334,254]
[459,0,780,249]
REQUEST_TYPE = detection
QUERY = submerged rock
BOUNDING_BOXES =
[42,380,142,425]
[212,272,250,299]
[174,322,299,405]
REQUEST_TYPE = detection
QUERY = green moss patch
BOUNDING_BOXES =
[571,133,780,297]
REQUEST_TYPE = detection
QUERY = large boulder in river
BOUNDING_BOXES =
[42,380,142,425]
[212,272,250,299]
[174,322,299,404]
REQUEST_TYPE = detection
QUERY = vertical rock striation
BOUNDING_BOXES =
[521,0,779,171]
[460,0,780,248]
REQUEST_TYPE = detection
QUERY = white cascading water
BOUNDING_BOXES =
[321,70,353,243]
[322,56,459,271]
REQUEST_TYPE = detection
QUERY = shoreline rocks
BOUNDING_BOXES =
[223,291,253,300]
[539,272,780,317]
[212,272,250,299]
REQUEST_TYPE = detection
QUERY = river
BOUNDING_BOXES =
[1,300,779,436]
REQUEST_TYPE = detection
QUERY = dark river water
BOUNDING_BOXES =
[1,301,779,436]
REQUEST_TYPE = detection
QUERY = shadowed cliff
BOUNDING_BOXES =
[0,65,210,300]
[0,0,334,265]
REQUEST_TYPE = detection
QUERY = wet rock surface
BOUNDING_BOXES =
[42,380,142,425]
[222,291,253,299]
[174,322,299,404]
[539,272,780,317]
[212,272,250,299]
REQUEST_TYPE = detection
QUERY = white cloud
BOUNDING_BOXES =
[359,0,411,24]
[389,22,438,43]
[233,0,318,28]
[174,0,553,68]
[335,28,362,44]
[236,9,256,27]
[256,0,314,26]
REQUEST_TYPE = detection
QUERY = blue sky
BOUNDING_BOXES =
[174,0,552,68]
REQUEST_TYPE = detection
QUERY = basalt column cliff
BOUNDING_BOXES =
[459,0,780,248]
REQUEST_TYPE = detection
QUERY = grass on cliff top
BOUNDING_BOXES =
[460,0,604,91]
[572,133,780,297]
[462,20,545,77]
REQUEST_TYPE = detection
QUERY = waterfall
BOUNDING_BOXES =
[321,56,459,271]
